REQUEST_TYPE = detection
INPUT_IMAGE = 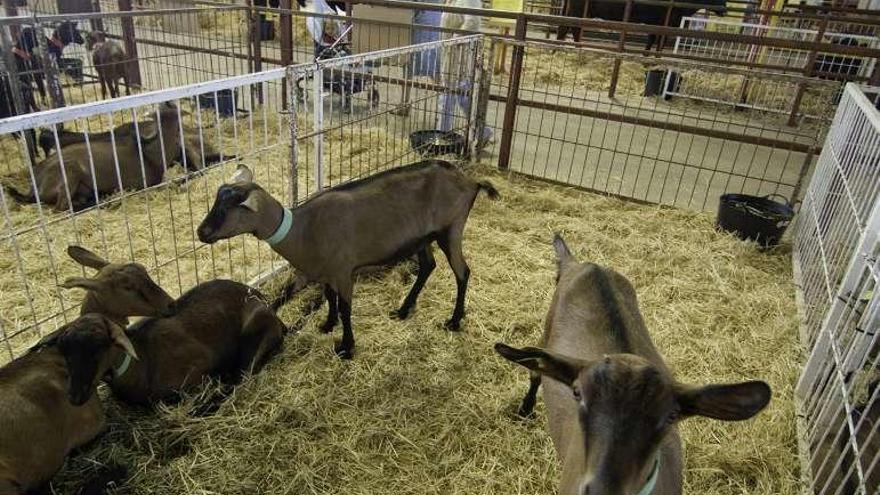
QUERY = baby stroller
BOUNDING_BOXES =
[295,42,380,113]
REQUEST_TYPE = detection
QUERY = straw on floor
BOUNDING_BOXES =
[42,165,801,495]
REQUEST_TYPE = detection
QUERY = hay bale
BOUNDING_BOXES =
[28,163,800,495]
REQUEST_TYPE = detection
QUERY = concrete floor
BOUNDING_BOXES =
[46,20,824,212]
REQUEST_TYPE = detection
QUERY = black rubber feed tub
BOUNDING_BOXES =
[409,130,466,157]
[716,194,794,247]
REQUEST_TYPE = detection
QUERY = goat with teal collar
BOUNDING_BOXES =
[495,234,772,495]
[197,160,499,359]
[60,246,285,406]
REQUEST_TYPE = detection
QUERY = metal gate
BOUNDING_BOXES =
[286,35,485,201]
[794,83,880,495]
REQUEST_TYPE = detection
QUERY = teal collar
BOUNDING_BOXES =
[113,353,132,379]
[264,208,293,246]
[636,454,661,495]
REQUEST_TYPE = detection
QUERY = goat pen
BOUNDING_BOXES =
[0,2,878,494]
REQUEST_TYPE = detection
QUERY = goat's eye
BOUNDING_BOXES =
[572,388,581,401]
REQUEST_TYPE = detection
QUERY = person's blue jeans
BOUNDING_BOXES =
[439,79,492,142]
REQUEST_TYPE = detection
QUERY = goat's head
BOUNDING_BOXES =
[55,313,138,406]
[494,234,771,495]
[61,245,175,319]
[86,30,107,50]
[198,165,278,244]
[140,101,181,142]
[54,21,84,46]
[495,344,770,495]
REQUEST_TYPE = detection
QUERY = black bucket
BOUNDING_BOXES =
[644,70,681,100]
[644,69,665,97]
[409,130,466,157]
[198,88,237,117]
[716,193,794,247]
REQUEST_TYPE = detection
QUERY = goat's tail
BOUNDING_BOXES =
[4,184,36,204]
[477,180,500,200]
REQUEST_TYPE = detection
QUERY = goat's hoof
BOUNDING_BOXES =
[443,319,462,332]
[334,343,354,360]
[391,307,411,320]
[319,320,337,334]
[517,406,536,419]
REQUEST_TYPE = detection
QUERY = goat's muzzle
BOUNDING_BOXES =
[197,224,217,244]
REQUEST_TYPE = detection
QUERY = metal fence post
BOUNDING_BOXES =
[287,66,299,206]
[788,13,828,127]
[280,0,292,108]
[497,15,526,171]
[90,0,105,34]
[250,1,264,104]
[467,39,483,162]
[313,67,324,192]
[118,0,143,89]
[608,0,632,98]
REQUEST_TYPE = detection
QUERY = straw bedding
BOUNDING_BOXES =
[14,159,803,494]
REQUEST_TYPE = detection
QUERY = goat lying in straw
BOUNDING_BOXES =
[62,247,286,405]
[6,102,182,212]
[496,234,771,495]
[197,160,499,359]
[0,246,174,494]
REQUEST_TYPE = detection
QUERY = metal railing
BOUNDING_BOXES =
[794,83,880,495]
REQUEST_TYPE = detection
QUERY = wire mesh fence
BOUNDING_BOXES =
[0,68,290,365]
[794,83,880,495]
[288,35,484,198]
[668,16,879,109]
[487,38,839,210]
[0,34,481,365]
[0,5,261,131]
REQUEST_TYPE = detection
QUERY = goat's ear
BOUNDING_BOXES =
[109,323,138,360]
[494,343,587,386]
[67,245,109,269]
[231,165,254,184]
[675,380,771,421]
[60,277,103,291]
[553,233,574,269]
[239,192,260,212]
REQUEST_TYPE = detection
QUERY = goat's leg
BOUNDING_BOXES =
[518,372,542,418]
[438,226,470,331]
[392,246,436,320]
[99,76,107,100]
[238,306,284,376]
[320,284,339,333]
[334,279,354,360]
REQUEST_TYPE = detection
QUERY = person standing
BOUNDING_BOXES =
[439,0,493,146]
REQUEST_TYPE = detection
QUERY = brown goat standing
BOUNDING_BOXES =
[495,234,772,495]
[197,160,499,359]
[87,31,129,99]
[5,102,182,211]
